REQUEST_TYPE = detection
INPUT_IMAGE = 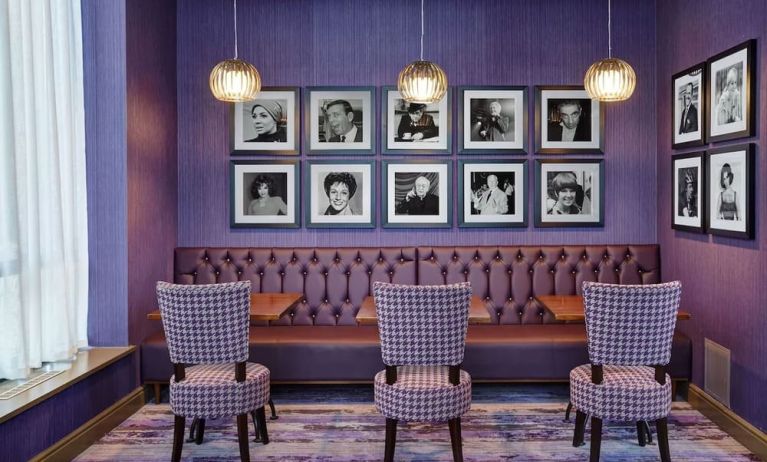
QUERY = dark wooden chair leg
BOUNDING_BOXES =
[250,410,262,443]
[255,406,269,444]
[172,415,185,462]
[186,417,198,442]
[636,421,646,446]
[194,418,205,445]
[589,416,602,462]
[573,410,587,447]
[657,417,671,462]
[643,420,653,443]
[564,401,573,422]
[268,398,279,420]
[384,418,397,462]
[153,383,162,404]
[237,413,250,462]
[448,417,464,462]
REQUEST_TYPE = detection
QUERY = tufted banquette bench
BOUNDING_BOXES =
[142,245,691,397]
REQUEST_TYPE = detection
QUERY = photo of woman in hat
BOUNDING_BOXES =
[396,102,438,141]
[246,100,287,142]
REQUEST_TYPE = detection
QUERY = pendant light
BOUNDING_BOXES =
[397,0,448,104]
[584,0,636,101]
[209,0,261,102]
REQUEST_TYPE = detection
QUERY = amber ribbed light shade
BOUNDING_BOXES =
[209,58,261,103]
[397,60,448,104]
[584,57,636,102]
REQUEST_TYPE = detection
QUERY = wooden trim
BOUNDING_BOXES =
[30,386,144,462]
[688,383,767,460]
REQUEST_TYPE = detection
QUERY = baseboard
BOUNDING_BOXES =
[688,383,767,460]
[30,386,145,462]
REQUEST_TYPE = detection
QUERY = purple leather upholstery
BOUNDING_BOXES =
[141,245,691,384]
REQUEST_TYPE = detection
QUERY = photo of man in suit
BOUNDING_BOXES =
[471,174,508,215]
[395,175,439,215]
[679,82,698,134]
[397,103,439,141]
[547,99,591,142]
[323,99,363,142]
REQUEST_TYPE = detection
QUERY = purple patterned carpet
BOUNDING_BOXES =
[76,399,758,461]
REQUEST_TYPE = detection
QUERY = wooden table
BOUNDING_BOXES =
[535,295,692,323]
[146,292,303,321]
[356,295,492,325]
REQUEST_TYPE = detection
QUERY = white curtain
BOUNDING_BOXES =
[0,0,88,380]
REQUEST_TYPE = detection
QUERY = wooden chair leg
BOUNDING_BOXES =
[250,410,261,442]
[589,416,602,462]
[187,417,198,442]
[636,421,646,446]
[573,410,587,447]
[268,398,279,419]
[671,381,678,401]
[154,383,162,404]
[384,418,397,462]
[255,406,269,444]
[564,401,573,422]
[237,413,250,462]
[172,415,185,462]
[195,418,205,445]
[642,420,653,443]
[657,417,671,462]
[448,417,464,462]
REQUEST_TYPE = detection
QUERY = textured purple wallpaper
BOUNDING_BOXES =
[177,0,658,247]
[656,1,766,431]
[126,0,178,346]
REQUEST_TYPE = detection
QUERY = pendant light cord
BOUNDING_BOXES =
[420,0,424,61]
[607,0,612,58]
[233,0,239,59]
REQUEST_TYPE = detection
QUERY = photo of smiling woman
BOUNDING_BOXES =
[247,174,288,216]
[306,161,374,228]
[545,171,586,215]
[322,172,358,215]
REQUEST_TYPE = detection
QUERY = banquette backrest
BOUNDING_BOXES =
[174,245,659,326]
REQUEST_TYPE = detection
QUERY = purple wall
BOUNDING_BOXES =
[177,0,658,247]
[126,0,178,345]
[656,1,766,431]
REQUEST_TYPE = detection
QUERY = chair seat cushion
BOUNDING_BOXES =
[374,365,471,422]
[569,364,672,421]
[169,362,270,418]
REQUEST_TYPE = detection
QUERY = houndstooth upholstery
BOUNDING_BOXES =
[583,281,681,366]
[374,366,471,422]
[169,363,270,418]
[373,282,472,366]
[157,281,251,364]
[570,364,672,421]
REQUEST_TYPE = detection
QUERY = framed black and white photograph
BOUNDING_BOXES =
[382,86,451,154]
[706,144,754,239]
[304,86,375,155]
[535,86,603,154]
[231,87,299,155]
[534,159,603,227]
[382,160,451,228]
[230,160,299,228]
[458,160,527,228]
[458,86,527,154]
[672,64,705,149]
[672,152,706,233]
[304,160,375,228]
[707,39,755,143]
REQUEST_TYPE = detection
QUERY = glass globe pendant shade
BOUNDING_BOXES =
[584,57,636,102]
[209,58,261,103]
[397,60,448,104]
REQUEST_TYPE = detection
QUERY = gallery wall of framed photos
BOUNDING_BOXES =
[228,85,606,230]
[669,39,757,240]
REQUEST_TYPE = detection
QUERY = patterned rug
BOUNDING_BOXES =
[76,394,758,461]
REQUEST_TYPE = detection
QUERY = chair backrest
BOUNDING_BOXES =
[583,281,681,366]
[157,280,251,364]
[373,281,471,366]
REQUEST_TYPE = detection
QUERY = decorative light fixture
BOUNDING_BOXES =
[584,0,636,102]
[209,0,261,102]
[397,0,447,104]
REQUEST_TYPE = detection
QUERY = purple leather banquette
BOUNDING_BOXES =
[142,245,691,387]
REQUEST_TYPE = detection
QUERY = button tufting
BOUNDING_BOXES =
[248,258,253,263]
[550,269,555,273]
[259,272,264,276]
[485,296,491,301]
[561,254,565,260]
[507,269,512,274]
[346,298,350,303]
[356,257,361,263]
[193,271,197,276]
[453,255,459,260]
[389,271,394,276]
[528,296,533,300]
[226,258,230,262]
[430,256,435,261]
[346,271,351,276]
[485,268,490,273]
[368,270,372,275]
[303,271,307,275]
[518,311,523,316]
[290,312,295,316]
[324,299,328,303]
[237,271,242,275]
[538,312,544,316]
[204,257,209,261]
[496,255,501,260]
[280,271,285,276]
[571,270,576,274]
[594,269,599,273]
[539,255,544,260]
[323,272,328,276]
[442,271,447,275]
[401,258,405,263]
[529,269,533,273]
[615,268,620,273]
[638,269,643,273]
[517,254,523,260]
[379,257,384,262]
[474,256,480,261]
[464,270,469,275]
[335,258,340,263]
[302,299,307,304]
[603,254,608,260]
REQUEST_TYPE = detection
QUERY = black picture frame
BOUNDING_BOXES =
[534,159,604,227]
[457,159,528,228]
[230,159,300,228]
[706,39,756,143]
[535,85,604,154]
[382,159,452,228]
[672,63,706,149]
[457,86,528,154]
[303,160,376,228]
[706,143,755,239]
[382,86,452,155]
[671,152,706,233]
[303,86,376,155]
[230,87,300,155]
